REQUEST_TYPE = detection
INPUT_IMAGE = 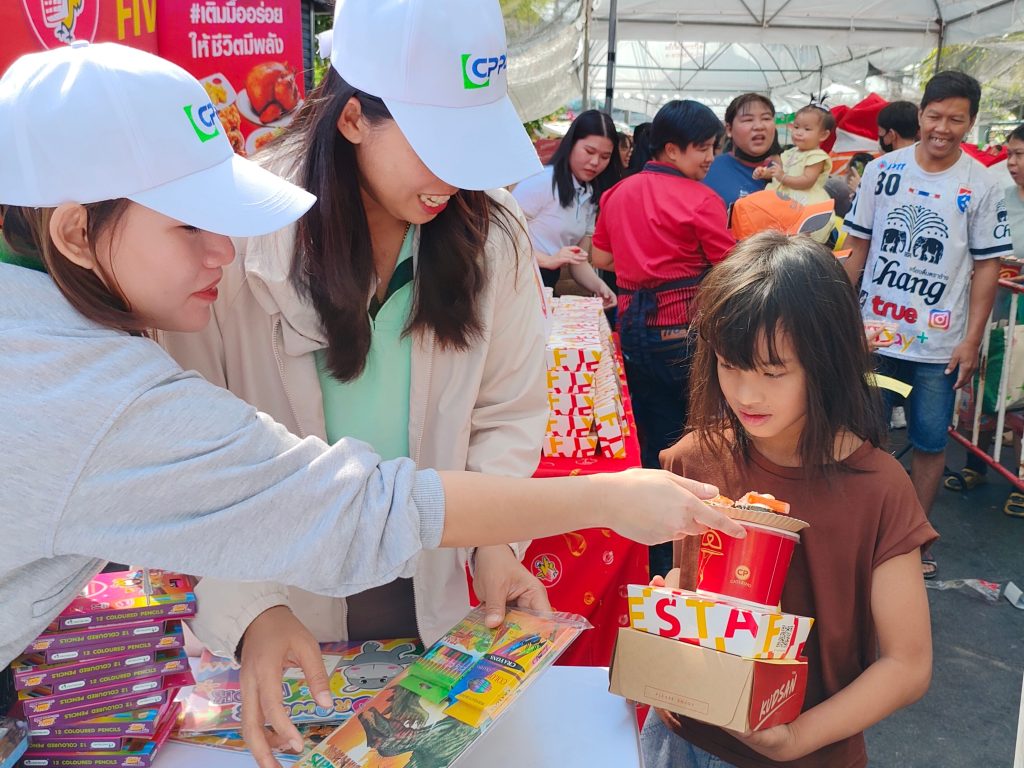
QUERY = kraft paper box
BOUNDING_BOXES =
[609,627,807,733]
[545,413,594,437]
[626,586,813,660]
[543,435,598,457]
[546,368,596,393]
[547,391,595,415]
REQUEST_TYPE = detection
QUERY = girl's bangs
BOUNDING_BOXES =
[698,283,788,370]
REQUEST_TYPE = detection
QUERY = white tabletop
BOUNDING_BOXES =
[155,666,643,767]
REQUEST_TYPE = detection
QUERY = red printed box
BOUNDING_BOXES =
[544,413,594,437]
[546,345,601,372]
[626,585,813,660]
[547,391,595,415]
[545,368,595,393]
[542,435,598,458]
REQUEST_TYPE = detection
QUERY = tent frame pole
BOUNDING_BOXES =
[582,0,592,110]
[604,0,618,115]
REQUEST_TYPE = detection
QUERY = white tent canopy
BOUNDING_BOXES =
[583,0,1024,118]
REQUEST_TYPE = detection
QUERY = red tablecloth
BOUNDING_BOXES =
[526,350,647,667]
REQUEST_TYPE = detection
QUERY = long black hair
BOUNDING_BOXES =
[688,231,884,475]
[547,109,622,208]
[271,68,523,381]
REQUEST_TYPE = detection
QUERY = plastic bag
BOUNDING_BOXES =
[925,578,1002,603]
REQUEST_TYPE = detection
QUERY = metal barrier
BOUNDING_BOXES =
[949,275,1024,491]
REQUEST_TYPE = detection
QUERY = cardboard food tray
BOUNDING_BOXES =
[609,627,807,733]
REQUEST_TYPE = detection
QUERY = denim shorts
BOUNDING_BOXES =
[640,709,738,768]
[876,354,957,453]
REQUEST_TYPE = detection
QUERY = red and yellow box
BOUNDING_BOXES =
[542,435,598,458]
[626,585,812,660]
[545,414,595,437]
[547,391,595,415]
[546,368,596,393]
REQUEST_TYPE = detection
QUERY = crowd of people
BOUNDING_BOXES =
[0,0,1019,766]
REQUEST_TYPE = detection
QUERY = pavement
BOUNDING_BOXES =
[866,435,1024,767]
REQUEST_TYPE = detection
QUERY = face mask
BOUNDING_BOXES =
[879,131,894,153]
[733,144,775,164]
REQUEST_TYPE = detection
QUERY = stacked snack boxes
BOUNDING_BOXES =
[543,297,628,458]
[11,570,195,767]
[612,497,814,732]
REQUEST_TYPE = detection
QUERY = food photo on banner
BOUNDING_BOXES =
[156,0,305,157]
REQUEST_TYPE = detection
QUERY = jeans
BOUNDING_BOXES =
[619,320,693,577]
[875,355,957,453]
[640,709,738,768]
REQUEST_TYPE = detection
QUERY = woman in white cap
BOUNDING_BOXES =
[157,0,631,762]
[0,39,746,753]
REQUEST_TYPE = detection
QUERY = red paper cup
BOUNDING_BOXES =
[695,521,799,610]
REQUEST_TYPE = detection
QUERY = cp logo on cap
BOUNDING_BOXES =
[184,102,221,143]
[460,53,507,90]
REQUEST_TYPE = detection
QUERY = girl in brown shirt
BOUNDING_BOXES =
[643,231,937,768]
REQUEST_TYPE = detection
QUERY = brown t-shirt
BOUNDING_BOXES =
[662,434,938,768]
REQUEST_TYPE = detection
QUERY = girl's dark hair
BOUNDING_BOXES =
[688,231,884,475]
[4,200,143,333]
[548,109,622,208]
[277,67,523,381]
[649,100,724,157]
[795,104,836,134]
[625,121,653,176]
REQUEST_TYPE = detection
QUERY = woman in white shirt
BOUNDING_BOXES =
[513,110,621,305]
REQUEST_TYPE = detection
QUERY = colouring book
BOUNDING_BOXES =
[294,607,589,768]
[177,640,421,733]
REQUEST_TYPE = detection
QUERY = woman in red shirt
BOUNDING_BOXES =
[592,100,735,575]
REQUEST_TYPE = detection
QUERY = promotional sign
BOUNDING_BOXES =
[0,0,158,75]
[157,0,305,157]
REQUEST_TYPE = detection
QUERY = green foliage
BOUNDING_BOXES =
[312,11,333,88]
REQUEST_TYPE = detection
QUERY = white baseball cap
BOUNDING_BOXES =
[0,42,314,237]
[325,0,542,191]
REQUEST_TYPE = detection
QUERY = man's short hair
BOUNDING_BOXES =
[1008,124,1024,144]
[921,71,982,117]
[878,101,920,140]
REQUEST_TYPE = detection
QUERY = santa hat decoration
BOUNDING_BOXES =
[830,93,888,173]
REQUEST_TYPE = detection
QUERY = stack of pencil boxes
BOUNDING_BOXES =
[543,296,628,458]
[9,570,195,767]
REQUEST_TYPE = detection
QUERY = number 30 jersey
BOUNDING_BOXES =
[844,145,1012,363]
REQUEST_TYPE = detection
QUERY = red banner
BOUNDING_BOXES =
[0,0,158,75]
[156,0,305,157]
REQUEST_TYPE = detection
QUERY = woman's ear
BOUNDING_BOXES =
[49,203,94,269]
[337,96,368,144]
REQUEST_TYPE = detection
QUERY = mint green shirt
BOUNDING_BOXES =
[316,228,414,460]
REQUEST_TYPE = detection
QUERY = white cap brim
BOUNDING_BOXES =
[129,153,315,238]
[385,94,542,191]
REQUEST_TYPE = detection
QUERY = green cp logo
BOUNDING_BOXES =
[184,102,221,143]
[461,53,507,89]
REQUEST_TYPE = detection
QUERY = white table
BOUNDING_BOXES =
[155,666,643,767]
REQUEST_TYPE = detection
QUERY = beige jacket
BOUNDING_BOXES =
[160,188,547,652]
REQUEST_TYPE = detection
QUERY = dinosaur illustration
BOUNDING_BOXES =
[357,687,478,768]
